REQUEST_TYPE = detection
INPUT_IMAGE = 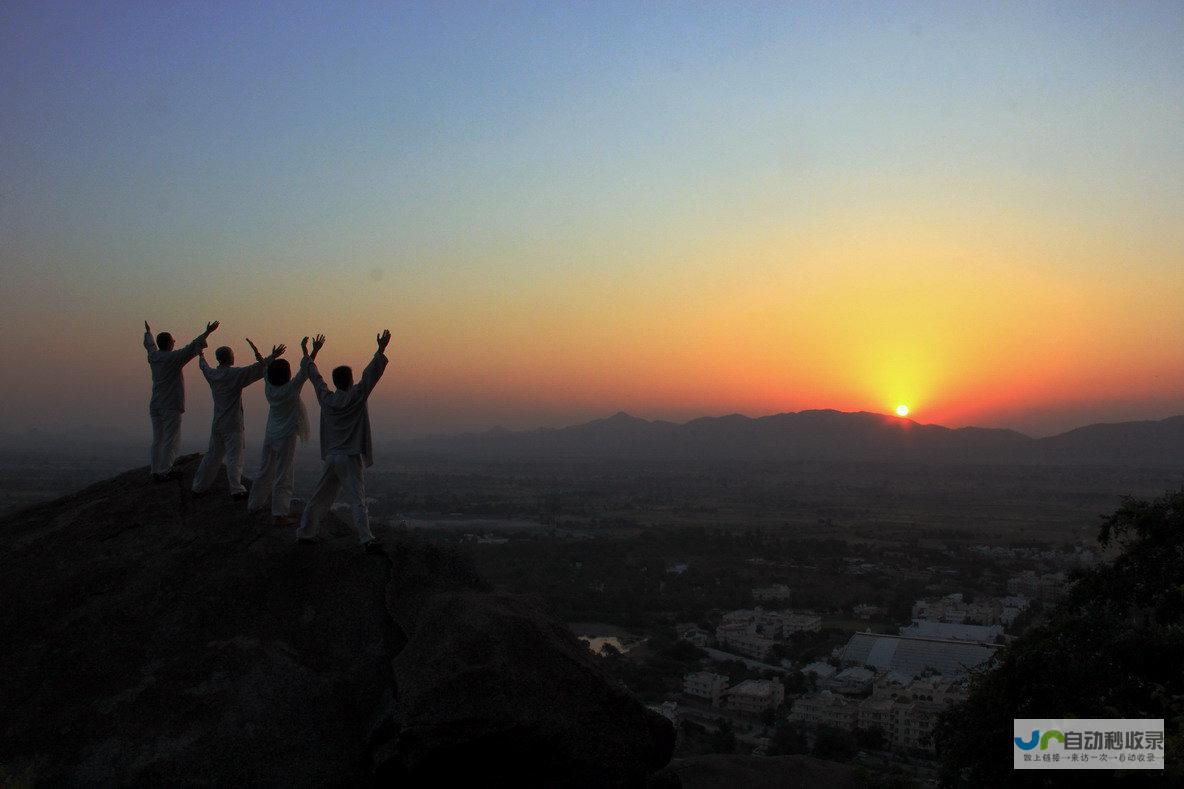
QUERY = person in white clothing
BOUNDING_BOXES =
[247,334,324,523]
[192,338,285,498]
[144,319,220,481]
[297,330,391,549]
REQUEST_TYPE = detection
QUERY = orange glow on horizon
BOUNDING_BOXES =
[2,204,1181,440]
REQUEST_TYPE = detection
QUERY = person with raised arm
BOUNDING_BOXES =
[247,334,324,523]
[296,330,391,551]
[192,337,285,499]
[143,319,219,481]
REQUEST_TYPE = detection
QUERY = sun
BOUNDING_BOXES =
[895,404,910,417]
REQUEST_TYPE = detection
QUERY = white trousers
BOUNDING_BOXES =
[296,454,373,544]
[192,428,246,494]
[247,434,298,516]
[150,408,183,475]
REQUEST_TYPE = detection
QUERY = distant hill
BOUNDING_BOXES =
[395,410,1184,466]
[1033,415,1184,465]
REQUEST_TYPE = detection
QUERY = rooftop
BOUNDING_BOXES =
[841,632,998,678]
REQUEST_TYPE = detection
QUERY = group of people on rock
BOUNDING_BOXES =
[142,320,391,551]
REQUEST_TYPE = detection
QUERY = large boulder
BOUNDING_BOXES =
[0,455,673,785]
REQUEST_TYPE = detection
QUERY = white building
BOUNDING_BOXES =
[792,687,943,753]
[898,702,943,751]
[999,596,1030,627]
[789,690,857,730]
[800,661,836,680]
[683,671,729,707]
[715,624,776,660]
[911,593,1002,625]
[857,696,900,740]
[726,678,785,716]
[894,676,969,706]
[825,665,874,695]
[715,607,819,657]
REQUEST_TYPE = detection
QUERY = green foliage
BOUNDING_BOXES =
[939,489,1184,786]
[656,639,706,663]
[813,724,858,761]
[782,669,807,694]
[710,719,737,754]
[854,725,885,751]
[768,720,810,755]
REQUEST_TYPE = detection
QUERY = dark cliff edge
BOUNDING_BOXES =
[0,455,674,786]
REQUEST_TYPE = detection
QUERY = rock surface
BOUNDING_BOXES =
[659,755,864,788]
[0,455,674,785]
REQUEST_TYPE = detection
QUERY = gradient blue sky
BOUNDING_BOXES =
[2,1,1182,444]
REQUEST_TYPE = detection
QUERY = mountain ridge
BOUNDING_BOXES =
[392,410,1183,466]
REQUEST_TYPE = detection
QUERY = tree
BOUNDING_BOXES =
[768,720,809,755]
[710,719,737,754]
[782,670,807,694]
[812,725,857,761]
[939,489,1184,786]
[853,725,884,751]
[657,639,706,664]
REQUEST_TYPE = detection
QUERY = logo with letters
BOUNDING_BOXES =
[1014,729,1065,751]
[1013,719,1164,770]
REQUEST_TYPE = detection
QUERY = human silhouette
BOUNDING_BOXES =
[247,334,323,523]
[192,338,284,499]
[296,330,391,550]
[143,320,219,481]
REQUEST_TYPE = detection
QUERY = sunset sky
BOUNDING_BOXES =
[2,2,1182,443]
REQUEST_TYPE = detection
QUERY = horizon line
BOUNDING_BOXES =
[393,407,1184,443]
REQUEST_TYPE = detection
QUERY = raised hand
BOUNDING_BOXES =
[246,337,263,362]
[301,336,310,357]
[270,343,286,358]
[376,329,391,351]
[205,320,220,336]
[309,333,325,361]
[144,320,151,333]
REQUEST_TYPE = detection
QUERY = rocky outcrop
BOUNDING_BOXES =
[0,455,674,785]
[657,755,864,788]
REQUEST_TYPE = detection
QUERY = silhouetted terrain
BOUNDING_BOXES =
[0,456,676,785]
[397,410,1184,466]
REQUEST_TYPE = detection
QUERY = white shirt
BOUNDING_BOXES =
[144,330,207,413]
[308,351,388,467]
[199,355,269,434]
[264,358,311,444]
